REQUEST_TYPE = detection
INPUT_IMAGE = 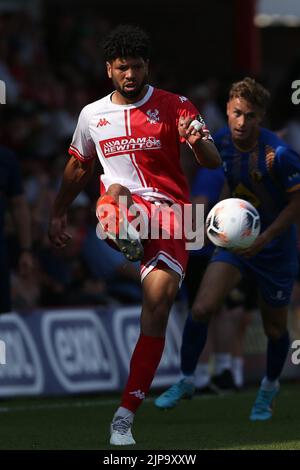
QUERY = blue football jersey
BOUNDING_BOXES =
[214,127,300,260]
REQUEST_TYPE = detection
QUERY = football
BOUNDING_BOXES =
[206,198,261,249]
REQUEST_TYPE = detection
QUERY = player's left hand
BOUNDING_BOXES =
[233,232,271,258]
[178,116,207,146]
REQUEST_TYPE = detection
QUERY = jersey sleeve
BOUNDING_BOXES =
[175,95,213,144]
[68,107,97,162]
[274,146,300,193]
[212,127,229,152]
[191,166,225,200]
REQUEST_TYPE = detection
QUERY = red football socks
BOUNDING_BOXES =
[121,334,165,412]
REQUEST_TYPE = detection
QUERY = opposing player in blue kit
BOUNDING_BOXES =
[155,78,300,420]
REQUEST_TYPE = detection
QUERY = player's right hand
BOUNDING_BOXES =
[178,116,208,145]
[48,214,72,248]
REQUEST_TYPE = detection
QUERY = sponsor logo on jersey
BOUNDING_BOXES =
[179,95,188,102]
[146,109,160,124]
[97,118,111,127]
[100,136,162,157]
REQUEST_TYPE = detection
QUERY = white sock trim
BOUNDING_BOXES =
[231,357,244,388]
[261,376,280,391]
[180,374,195,385]
[114,407,134,423]
[214,353,232,375]
[195,363,210,388]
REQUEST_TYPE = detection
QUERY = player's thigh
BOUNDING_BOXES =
[193,261,242,313]
[259,295,288,339]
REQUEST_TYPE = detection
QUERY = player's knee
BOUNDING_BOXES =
[107,183,131,198]
[149,297,173,319]
[191,301,215,323]
[142,297,173,335]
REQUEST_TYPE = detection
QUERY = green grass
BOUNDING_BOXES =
[0,384,299,450]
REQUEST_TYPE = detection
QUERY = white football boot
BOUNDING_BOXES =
[110,415,136,446]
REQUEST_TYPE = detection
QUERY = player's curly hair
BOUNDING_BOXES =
[229,77,270,112]
[103,24,151,62]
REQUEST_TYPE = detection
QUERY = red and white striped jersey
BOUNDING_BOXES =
[69,85,211,204]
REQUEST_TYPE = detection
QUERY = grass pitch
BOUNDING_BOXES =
[0,383,299,450]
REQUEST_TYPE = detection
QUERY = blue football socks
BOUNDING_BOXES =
[181,312,208,376]
[266,330,290,381]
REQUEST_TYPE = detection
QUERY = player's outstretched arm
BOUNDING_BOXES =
[218,181,231,201]
[48,156,95,248]
[259,190,300,244]
[237,191,300,258]
[178,116,221,169]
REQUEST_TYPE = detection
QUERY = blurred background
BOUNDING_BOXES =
[0,0,300,396]
[1,0,300,310]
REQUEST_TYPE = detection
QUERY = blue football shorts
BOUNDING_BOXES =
[211,247,299,308]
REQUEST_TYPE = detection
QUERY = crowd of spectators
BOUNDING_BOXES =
[0,10,145,310]
[1,8,300,313]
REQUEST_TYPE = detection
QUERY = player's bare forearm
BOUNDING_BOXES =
[11,195,32,250]
[237,191,300,258]
[263,191,300,242]
[52,156,95,217]
[191,140,221,169]
[178,116,221,168]
[219,180,230,201]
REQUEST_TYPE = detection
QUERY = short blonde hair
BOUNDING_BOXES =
[229,77,270,112]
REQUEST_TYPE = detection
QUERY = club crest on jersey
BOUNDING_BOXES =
[146,109,160,124]
[250,169,263,182]
[179,95,188,103]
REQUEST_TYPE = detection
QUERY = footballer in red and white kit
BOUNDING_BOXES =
[49,24,221,447]
[69,85,213,283]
